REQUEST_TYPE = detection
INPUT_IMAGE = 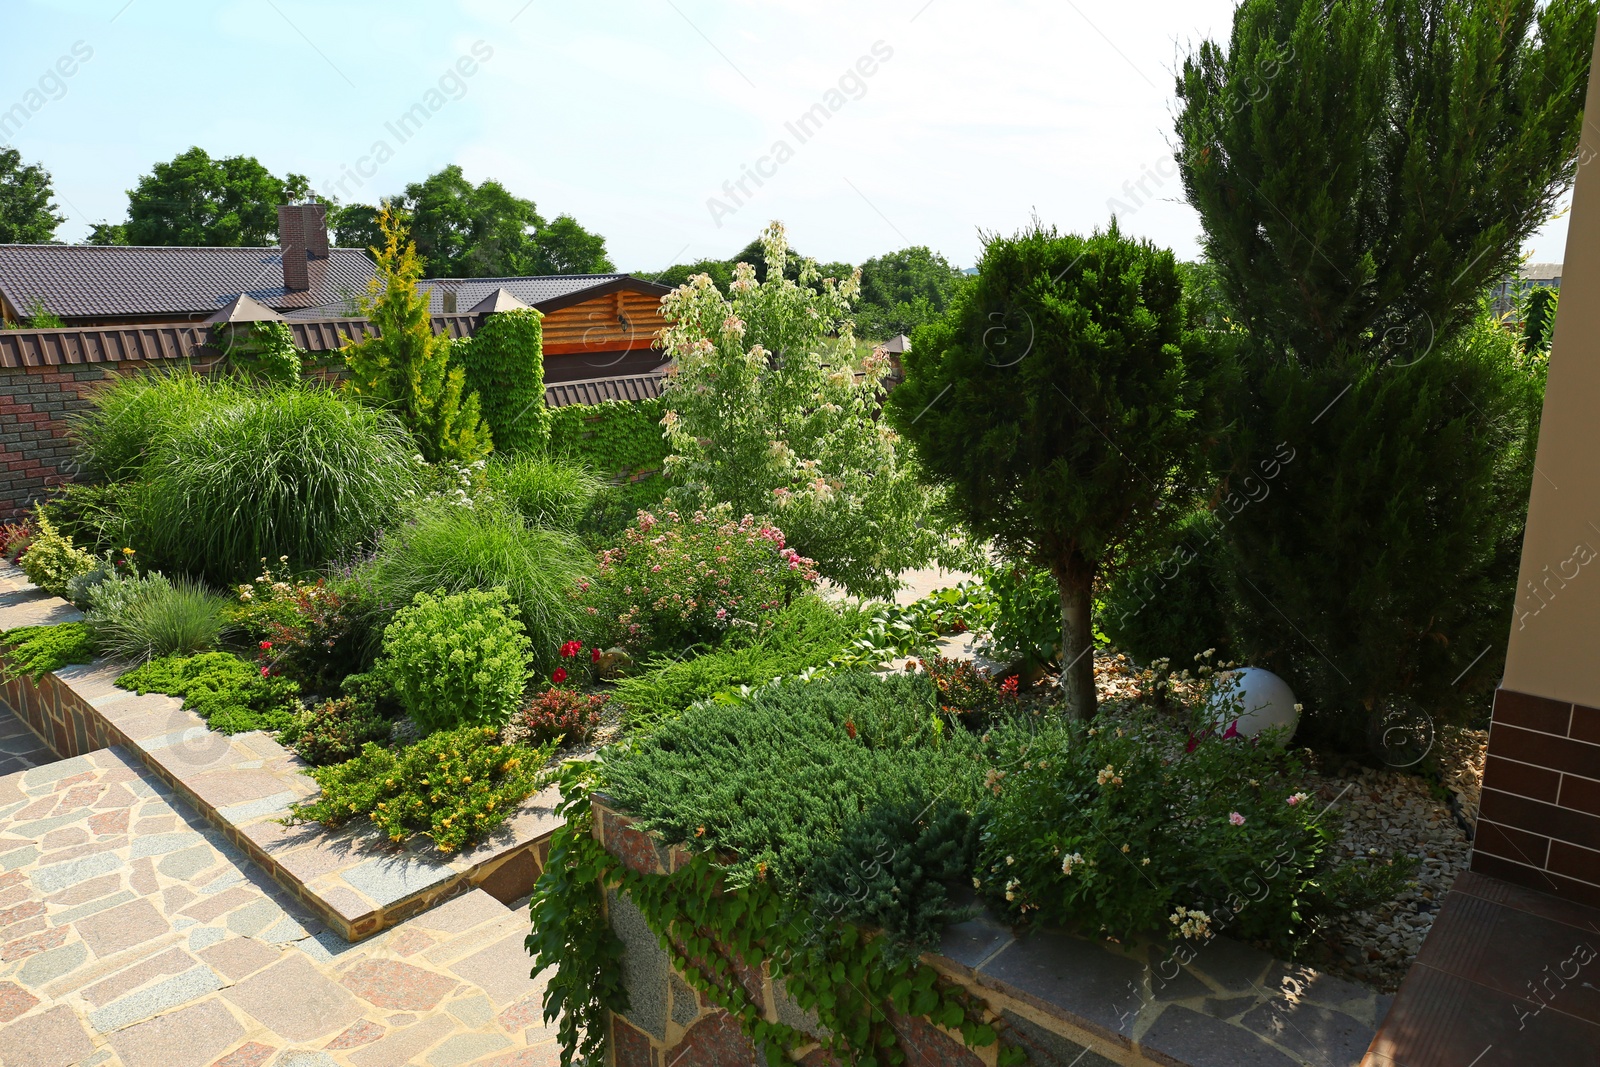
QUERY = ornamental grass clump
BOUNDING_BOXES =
[86,572,230,662]
[582,507,819,656]
[975,715,1414,954]
[69,370,240,482]
[379,588,533,733]
[288,726,554,853]
[485,453,601,532]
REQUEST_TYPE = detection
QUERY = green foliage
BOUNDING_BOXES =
[888,220,1224,718]
[127,382,419,584]
[354,503,589,673]
[854,246,972,341]
[39,484,134,555]
[547,397,670,538]
[1099,509,1236,667]
[977,715,1414,954]
[342,207,492,463]
[0,623,96,682]
[980,561,1064,669]
[17,511,96,599]
[329,203,384,253]
[288,726,554,853]
[1,298,66,330]
[85,569,230,661]
[118,652,302,734]
[70,370,236,482]
[220,321,302,384]
[456,310,549,453]
[1519,287,1559,357]
[279,697,392,766]
[659,222,940,599]
[105,146,311,246]
[583,508,819,656]
[379,588,533,733]
[0,147,65,244]
[485,454,601,532]
[608,596,875,730]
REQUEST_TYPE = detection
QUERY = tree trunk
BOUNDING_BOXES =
[1053,554,1097,720]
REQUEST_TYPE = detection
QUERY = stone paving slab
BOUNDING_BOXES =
[0,746,561,1067]
[0,564,563,942]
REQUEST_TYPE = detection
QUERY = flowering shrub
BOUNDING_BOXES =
[279,696,392,766]
[974,716,1413,953]
[581,508,819,655]
[288,726,554,853]
[916,656,1019,724]
[238,561,360,692]
[379,588,533,733]
[0,521,32,563]
[502,687,609,747]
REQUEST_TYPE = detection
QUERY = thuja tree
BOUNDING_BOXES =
[659,221,939,599]
[887,221,1223,719]
[1175,0,1591,741]
[343,207,491,463]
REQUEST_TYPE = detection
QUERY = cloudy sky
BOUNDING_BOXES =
[3,0,1574,271]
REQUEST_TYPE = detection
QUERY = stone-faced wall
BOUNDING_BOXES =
[593,798,1394,1067]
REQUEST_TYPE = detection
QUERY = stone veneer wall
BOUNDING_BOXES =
[1471,686,1600,907]
[592,799,1390,1067]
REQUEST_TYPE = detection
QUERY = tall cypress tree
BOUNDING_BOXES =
[1175,0,1593,743]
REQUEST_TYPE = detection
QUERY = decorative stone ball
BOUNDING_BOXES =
[1208,667,1299,740]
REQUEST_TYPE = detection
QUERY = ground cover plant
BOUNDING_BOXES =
[117,652,301,734]
[581,508,819,656]
[0,622,96,682]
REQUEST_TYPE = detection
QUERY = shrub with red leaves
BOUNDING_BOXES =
[513,687,609,746]
[0,522,34,563]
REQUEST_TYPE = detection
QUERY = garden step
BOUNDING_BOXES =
[0,746,559,1066]
[0,564,564,943]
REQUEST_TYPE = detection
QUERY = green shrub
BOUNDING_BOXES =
[117,652,301,734]
[131,383,419,584]
[355,503,588,671]
[1100,509,1235,667]
[379,588,533,733]
[456,309,548,453]
[609,595,866,729]
[70,370,238,482]
[287,726,554,853]
[17,511,96,599]
[583,508,819,656]
[220,321,301,384]
[979,562,1063,670]
[39,484,135,556]
[977,714,1414,954]
[600,672,985,950]
[485,454,600,531]
[279,697,391,766]
[0,623,96,682]
[86,573,230,661]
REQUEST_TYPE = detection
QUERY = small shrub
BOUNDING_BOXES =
[917,655,1018,725]
[279,697,391,766]
[130,383,419,584]
[0,520,32,562]
[379,588,533,733]
[486,454,601,532]
[287,726,554,853]
[237,562,361,692]
[86,568,230,661]
[582,507,819,655]
[117,652,302,734]
[17,511,96,599]
[355,503,589,671]
[979,562,1062,669]
[504,687,608,747]
[0,623,96,682]
[1100,509,1235,667]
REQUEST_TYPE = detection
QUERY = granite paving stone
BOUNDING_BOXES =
[0,1003,96,1067]
[223,954,364,1042]
[104,998,244,1067]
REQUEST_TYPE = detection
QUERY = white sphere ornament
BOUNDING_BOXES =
[1208,667,1300,741]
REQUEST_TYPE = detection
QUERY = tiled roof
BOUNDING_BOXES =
[0,244,377,320]
[545,372,668,408]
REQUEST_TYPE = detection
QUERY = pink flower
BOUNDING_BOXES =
[1221,721,1240,740]
[260,666,271,677]
[1286,792,1309,807]
[1228,812,1246,827]
[716,608,727,620]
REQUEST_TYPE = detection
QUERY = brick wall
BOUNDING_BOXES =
[0,362,124,520]
[1471,687,1600,907]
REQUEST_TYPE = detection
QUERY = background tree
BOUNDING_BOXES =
[342,207,491,463]
[887,221,1222,720]
[652,234,854,292]
[0,148,64,243]
[530,214,616,274]
[89,147,310,246]
[854,246,972,340]
[1175,0,1593,743]
[329,203,384,252]
[659,221,939,599]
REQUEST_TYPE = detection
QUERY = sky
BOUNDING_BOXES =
[1,0,1575,272]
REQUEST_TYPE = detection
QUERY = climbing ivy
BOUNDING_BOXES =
[525,761,1025,1067]
[456,309,549,453]
[547,397,671,536]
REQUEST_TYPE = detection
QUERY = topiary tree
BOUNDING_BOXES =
[455,308,549,453]
[1174,0,1591,741]
[343,207,492,463]
[887,221,1224,719]
[659,221,939,599]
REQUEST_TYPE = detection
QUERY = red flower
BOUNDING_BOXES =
[591,647,602,663]
[552,667,568,684]
[259,640,273,650]
[559,640,583,659]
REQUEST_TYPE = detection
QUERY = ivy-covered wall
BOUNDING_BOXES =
[548,396,670,531]
[455,309,549,453]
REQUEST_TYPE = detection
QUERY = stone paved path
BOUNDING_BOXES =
[0,705,53,780]
[0,747,561,1067]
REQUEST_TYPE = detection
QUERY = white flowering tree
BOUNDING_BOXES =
[656,222,938,599]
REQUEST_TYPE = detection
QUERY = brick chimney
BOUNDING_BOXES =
[278,204,309,292]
